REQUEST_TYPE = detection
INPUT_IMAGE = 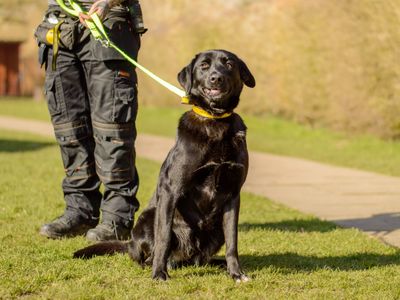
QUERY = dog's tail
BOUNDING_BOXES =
[73,241,129,259]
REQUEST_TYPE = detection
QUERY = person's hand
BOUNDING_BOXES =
[79,0,110,26]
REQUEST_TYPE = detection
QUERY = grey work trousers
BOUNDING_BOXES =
[42,9,141,227]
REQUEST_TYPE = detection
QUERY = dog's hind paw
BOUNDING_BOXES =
[234,274,250,283]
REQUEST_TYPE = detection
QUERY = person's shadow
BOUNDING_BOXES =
[0,138,53,153]
[334,213,400,232]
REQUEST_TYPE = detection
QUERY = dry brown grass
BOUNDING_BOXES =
[6,0,400,138]
[140,0,400,138]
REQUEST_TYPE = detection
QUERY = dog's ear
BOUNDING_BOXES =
[237,58,256,88]
[177,55,198,94]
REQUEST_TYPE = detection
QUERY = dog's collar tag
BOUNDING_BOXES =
[192,106,232,119]
[181,96,191,104]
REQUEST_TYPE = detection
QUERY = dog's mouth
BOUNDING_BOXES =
[203,87,223,97]
[202,87,230,100]
[199,86,233,113]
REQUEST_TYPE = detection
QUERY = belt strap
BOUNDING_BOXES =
[52,20,64,71]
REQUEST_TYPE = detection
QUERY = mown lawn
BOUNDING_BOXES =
[1,129,400,299]
[2,98,400,176]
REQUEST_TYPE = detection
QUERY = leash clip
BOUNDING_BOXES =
[98,38,111,48]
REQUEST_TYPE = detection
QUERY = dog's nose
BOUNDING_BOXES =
[210,73,224,85]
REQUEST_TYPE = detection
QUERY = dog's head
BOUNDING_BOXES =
[178,50,255,115]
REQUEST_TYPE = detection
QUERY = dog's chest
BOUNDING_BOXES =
[192,159,245,211]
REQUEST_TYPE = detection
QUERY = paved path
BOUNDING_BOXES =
[1,115,400,247]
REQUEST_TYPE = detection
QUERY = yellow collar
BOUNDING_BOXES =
[192,106,232,119]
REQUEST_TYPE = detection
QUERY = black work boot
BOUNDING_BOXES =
[39,213,98,239]
[86,220,132,241]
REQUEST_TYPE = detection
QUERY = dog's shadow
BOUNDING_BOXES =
[181,251,400,278]
[170,218,400,277]
[237,218,400,273]
[184,219,400,276]
[239,218,338,233]
[240,252,400,273]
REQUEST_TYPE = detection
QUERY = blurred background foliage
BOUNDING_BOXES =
[4,0,400,139]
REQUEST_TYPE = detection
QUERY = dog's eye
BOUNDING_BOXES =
[200,62,210,70]
[226,60,234,70]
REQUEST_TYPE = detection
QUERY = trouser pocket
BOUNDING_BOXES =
[44,73,65,118]
[54,119,96,180]
[112,74,138,123]
[92,121,136,183]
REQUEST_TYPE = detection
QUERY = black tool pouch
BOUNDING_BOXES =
[34,4,85,50]
[34,18,81,50]
[128,0,147,34]
[38,43,49,68]
[58,19,81,50]
[34,18,54,68]
[34,20,56,47]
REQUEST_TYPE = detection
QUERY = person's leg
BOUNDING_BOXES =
[40,48,102,239]
[84,59,140,241]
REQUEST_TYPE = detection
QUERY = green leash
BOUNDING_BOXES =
[54,0,189,104]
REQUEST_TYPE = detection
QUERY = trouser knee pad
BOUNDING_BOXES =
[92,120,139,222]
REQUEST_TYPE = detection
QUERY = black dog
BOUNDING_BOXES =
[74,50,256,282]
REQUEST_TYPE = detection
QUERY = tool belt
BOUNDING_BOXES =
[35,0,146,50]
[34,4,144,70]
[34,6,86,70]
[45,0,186,103]
[34,6,83,50]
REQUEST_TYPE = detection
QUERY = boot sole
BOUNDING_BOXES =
[39,224,97,239]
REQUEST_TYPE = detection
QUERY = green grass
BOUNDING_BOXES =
[1,98,400,177]
[0,98,51,122]
[1,128,400,298]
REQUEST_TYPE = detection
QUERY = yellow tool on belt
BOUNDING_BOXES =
[55,0,190,104]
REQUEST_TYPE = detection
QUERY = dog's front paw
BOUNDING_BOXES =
[232,273,250,283]
[152,269,170,281]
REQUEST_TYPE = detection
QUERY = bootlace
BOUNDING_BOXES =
[95,221,120,239]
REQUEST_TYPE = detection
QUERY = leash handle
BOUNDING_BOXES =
[54,0,189,103]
